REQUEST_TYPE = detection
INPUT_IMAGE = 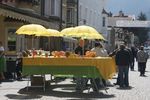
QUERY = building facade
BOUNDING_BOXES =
[61,0,78,29]
[0,0,61,53]
[107,11,144,51]
[78,0,107,35]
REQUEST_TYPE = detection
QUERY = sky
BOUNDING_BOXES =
[105,0,150,18]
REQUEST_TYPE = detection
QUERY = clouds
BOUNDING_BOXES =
[106,0,150,16]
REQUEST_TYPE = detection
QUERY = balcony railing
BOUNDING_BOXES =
[67,0,77,5]
[17,0,40,5]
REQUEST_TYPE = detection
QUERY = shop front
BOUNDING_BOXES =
[0,3,60,53]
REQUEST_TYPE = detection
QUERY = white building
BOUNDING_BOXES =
[78,0,107,35]
[107,11,150,50]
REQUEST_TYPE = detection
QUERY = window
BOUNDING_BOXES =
[67,8,74,23]
[79,5,82,19]
[102,17,106,27]
[85,8,87,19]
[7,28,16,51]
[51,0,55,15]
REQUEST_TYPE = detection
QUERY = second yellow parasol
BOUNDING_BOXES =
[16,24,47,35]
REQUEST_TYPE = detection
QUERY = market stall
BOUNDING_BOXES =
[22,57,116,79]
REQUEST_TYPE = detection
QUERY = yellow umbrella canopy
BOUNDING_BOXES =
[16,24,47,35]
[61,27,76,37]
[47,29,62,37]
[72,25,105,40]
[36,29,63,37]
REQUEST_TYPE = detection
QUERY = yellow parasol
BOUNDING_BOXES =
[16,24,47,35]
[61,25,105,55]
[61,25,105,40]
[47,29,62,37]
[16,24,48,49]
[36,29,63,37]
[72,25,105,40]
[61,27,76,37]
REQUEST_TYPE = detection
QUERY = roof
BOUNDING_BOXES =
[116,20,150,28]
[0,4,61,27]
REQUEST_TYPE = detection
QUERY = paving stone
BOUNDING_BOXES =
[0,59,150,100]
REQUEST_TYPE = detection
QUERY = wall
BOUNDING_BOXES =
[78,0,106,33]
[44,0,61,18]
[0,16,5,47]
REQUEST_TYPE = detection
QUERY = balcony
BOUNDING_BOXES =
[16,0,40,5]
[0,0,40,6]
[67,0,78,6]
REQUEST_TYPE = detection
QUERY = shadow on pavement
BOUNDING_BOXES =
[18,84,115,99]
[116,86,133,90]
[5,94,42,99]
[0,79,14,82]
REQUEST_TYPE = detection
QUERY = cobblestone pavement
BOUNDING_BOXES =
[1,59,150,100]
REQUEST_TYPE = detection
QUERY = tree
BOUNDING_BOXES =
[137,12,147,20]
[132,12,149,45]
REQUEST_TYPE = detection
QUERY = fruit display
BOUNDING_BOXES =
[65,51,71,57]
[51,51,65,57]
[51,51,80,58]
[67,52,79,58]
[32,50,37,57]
[85,51,96,57]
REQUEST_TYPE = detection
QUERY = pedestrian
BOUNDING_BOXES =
[109,47,120,85]
[91,42,108,91]
[16,52,23,80]
[115,44,131,88]
[74,41,88,92]
[136,46,149,76]
[124,43,133,71]
[130,46,138,71]
[0,41,5,81]
[91,42,108,57]
[75,43,83,56]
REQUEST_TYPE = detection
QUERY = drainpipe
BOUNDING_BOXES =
[59,0,62,31]
[41,0,45,16]
[77,0,79,26]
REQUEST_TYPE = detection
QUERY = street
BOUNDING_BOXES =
[0,59,150,100]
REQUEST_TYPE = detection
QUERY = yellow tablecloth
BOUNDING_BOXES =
[23,57,116,79]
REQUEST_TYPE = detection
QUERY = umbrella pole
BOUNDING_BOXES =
[83,39,85,56]
[32,35,34,49]
[25,35,27,50]
[48,37,50,51]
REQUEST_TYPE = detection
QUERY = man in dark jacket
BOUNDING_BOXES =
[115,44,131,88]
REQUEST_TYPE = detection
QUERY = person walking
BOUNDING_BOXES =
[130,46,138,71]
[91,42,108,91]
[0,41,5,81]
[136,46,149,76]
[91,42,108,57]
[115,44,131,88]
[109,47,120,85]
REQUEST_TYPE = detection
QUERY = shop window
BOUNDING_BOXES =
[7,28,16,51]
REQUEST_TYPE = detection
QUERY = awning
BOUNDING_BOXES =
[0,8,51,27]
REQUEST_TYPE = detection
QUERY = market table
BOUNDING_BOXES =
[23,57,116,79]
[22,57,116,91]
